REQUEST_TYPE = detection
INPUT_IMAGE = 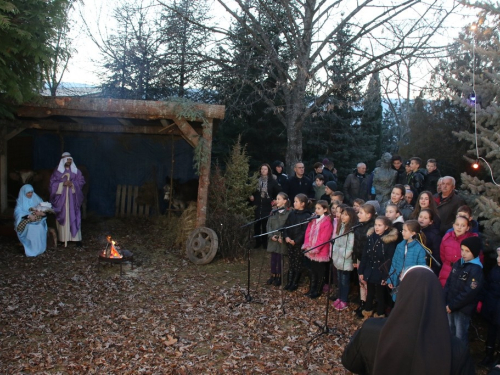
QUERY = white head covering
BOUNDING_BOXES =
[57,152,78,174]
[401,265,434,281]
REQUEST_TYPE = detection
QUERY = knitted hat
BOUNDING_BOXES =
[326,181,337,191]
[272,160,284,169]
[366,200,381,215]
[461,236,482,258]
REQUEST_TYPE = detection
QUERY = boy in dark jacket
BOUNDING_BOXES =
[479,247,500,367]
[444,236,484,348]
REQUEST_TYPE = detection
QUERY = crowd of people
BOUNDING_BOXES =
[249,155,500,374]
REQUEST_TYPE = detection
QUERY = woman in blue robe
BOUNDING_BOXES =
[14,184,47,257]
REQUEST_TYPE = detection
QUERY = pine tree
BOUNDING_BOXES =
[448,2,500,247]
[361,72,383,168]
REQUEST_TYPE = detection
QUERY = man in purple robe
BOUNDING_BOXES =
[50,152,86,247]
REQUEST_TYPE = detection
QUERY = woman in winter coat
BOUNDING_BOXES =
[249,163,281,249]
[386,220,427,301]
[266,192,291,287]
[283,194,312,291]
[331,207,358,310]
[380,184,413,220]
[418,208,443,275]
[353,203,377,317]
[302,200,333,298]
[439,215,478,287]
[358,216,399,318]
[342,266,475,375]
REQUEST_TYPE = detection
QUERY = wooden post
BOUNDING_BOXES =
[196,120,213,228]
[0,127,7,214]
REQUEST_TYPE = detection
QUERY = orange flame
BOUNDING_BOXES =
[110,241,123,258]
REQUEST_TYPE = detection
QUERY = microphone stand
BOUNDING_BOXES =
[237,210,283,305]
[305,225,361,344]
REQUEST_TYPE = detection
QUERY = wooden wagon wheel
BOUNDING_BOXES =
[186,227,218,265]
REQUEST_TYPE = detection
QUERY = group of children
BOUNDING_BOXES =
[264,189,500,364]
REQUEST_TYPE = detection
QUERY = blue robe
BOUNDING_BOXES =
[14,184,47,257]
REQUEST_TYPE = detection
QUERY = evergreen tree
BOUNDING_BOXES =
[361,72,383,168]
[450,2,500,248]
[0,0,71,116]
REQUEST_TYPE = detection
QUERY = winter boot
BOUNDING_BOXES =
[273,274,282,287]
[284,271,294,290]
[308,275,322,299]
[266,274,276,285]
[288,272,301,292]
[355,301,365,318]
[304,275,314,297]
[480,347,495,368]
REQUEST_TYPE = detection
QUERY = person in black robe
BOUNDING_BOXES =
[342,265,475,375]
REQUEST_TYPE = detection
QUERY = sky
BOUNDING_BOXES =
[62,0,478,99]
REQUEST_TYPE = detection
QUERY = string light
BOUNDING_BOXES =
[469,23,500,186]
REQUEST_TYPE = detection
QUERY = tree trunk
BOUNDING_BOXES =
[285,121,303,176]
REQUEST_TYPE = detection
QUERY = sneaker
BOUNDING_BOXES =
[335,301,348,311]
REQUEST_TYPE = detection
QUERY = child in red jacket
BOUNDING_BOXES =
[302,200,333,299]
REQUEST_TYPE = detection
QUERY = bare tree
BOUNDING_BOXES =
[187,0,460,171]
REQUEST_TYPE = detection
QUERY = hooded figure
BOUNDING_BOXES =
[14,184,48,257]
[50,152,86,247]
[342,266,475,375]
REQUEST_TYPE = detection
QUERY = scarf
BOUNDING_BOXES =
[258,176,269,198]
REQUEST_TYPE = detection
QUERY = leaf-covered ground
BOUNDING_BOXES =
[0,217,490,374]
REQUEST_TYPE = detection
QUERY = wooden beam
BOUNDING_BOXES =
[196,119,213,228]
[6,128,25,141]
[5,118,198,136]
[117,118,134,127]
[17,97,225,121]
[173,118,199,148]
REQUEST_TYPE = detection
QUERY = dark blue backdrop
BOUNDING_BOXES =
[32,131,196,216]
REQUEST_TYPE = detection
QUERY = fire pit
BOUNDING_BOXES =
[98,236,134,276]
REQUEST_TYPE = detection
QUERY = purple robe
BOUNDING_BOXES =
[50,168,85,238]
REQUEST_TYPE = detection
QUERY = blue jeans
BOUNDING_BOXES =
[448,311,471,348]
[337,270,351,302]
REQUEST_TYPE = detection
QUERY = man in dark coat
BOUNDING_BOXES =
[407,157,426,201]
[343,162,369,205]
[424,158,441,194]
[434,176,465,235]
[322,159,337,183]
[272,160,288,192]
[286,162,314,200]
[391,154,407,186]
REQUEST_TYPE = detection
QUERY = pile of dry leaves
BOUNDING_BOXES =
[0,217,488,374]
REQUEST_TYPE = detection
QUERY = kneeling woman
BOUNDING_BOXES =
[14,184,48,257]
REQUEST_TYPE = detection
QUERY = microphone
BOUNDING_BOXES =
[271,206,285,213]
[350,223,364,229]
[306,214,320,221]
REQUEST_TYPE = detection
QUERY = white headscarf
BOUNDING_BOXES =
[57,152,78,174]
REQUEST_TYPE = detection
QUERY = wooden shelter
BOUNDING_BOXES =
[0,96,225,228]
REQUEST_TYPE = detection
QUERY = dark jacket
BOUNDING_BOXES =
[251,176,281,219]
[392,165,407,186]
[353,217,376,263]
[286,176,315,200]
[434,191,466,235]
[283,209,312,248]
[322,168,337,184]
[272,160,289,192]
[480,265,500,326]
[444,259,484,316]
[424,169,441,194]
[422,224,442,275]
[344,171,369,205]
[359,227,399,284]
[343,268,475,375]
[407,168,426,197]
[380,199,413,221]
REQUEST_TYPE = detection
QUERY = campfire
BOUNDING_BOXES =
[98,236,134,276]
[101,236,123,259]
